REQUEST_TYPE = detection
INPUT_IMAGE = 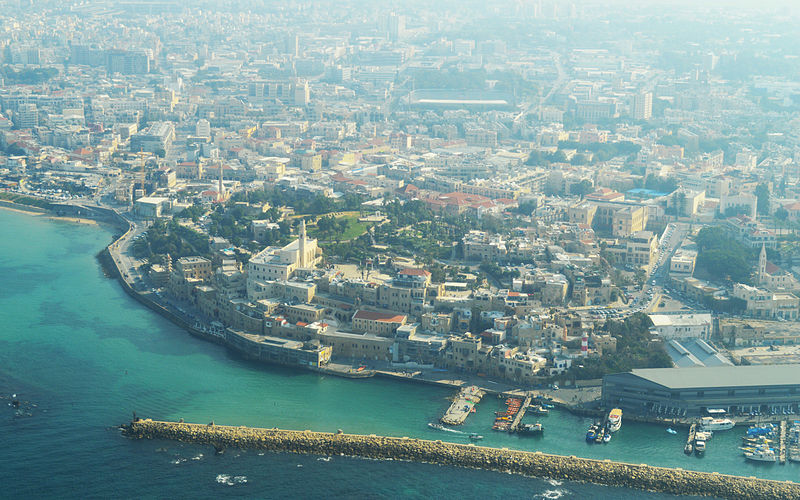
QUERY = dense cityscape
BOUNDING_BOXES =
[2,0,800,494]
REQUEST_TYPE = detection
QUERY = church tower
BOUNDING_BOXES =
[758,243,767,285]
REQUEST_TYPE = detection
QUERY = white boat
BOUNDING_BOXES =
[695,440,706,455]
[699,416,734,431]
[744,447,777,463]
[666,428,677,435]
[608,408,622,433]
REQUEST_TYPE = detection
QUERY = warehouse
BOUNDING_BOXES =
[601,365,800,417]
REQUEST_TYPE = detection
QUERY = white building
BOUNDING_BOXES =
[246,220,320,297]
[648,313,713,340]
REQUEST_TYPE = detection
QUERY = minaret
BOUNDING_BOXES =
[217,163,224,202]
[298,219,307,268]
[758,243,767,285]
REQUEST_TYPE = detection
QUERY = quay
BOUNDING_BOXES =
[780,420,787,465]
[122,418,800,500]
[441,385,483,425]
[509,394,532,433]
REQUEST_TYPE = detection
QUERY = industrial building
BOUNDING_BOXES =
[602,365,800,417]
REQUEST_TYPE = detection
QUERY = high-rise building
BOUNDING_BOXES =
[285,34,299,58]
[292,79,310,106]
[195,119,211,138]
[632,91,653,120]
[387,13,405,42]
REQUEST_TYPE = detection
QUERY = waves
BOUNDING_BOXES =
[215,474,247,486]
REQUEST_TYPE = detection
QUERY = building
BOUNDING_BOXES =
[669,248,697,276]
[632,91,653,120]
[130,121,175,155]
[247,221,320,291]
[732,283,799,321]
[133,196,171,218]
[225,329,331,368]
[174,256,213,282]
[648,313,713,340]
[351,310,407,337]
[602,365,800,416]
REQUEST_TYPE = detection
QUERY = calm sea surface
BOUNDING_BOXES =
[0,208,791,498]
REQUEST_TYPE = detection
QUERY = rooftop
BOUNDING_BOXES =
[626,364,800,389]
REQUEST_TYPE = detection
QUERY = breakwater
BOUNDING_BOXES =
[123,419,800,500]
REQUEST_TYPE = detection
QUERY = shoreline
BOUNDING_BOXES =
[122,418,800,500]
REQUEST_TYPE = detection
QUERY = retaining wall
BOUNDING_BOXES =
[123,419,800,500]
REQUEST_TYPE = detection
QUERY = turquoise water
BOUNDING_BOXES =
[0,209,789,498]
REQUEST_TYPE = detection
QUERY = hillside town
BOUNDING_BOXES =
[3,0,800,397]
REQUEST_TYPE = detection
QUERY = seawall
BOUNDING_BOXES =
[123,419,800,500]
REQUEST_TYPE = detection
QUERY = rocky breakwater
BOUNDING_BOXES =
[123,419,800,500]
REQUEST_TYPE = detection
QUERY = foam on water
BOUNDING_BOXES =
[539,489,568,499]
[215,474,247,486]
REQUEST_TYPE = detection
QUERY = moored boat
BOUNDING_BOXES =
[694,440,706,456]
[586,423,598,443]
[608,408,622,433]
[684,442,693,455]
[699,416,734,432]
[744,446,777,463]
[518,422,544,436]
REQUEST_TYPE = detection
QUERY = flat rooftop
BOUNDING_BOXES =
[625,364,800,389]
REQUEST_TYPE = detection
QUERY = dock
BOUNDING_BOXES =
[779,420,787,465]
[509,394,532,433]
[441,385,483,425]
[685,423,696,453]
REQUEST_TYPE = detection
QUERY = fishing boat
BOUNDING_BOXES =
[744,446,777,463]
[699,416,734,432]
[518,422,544,436]
[608,408,622,433]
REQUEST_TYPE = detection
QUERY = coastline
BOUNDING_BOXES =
[122,418,800,500]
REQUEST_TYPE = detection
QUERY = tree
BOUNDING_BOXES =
[755,183,770,215]
[572,179,594,199]
[776,207,789,222]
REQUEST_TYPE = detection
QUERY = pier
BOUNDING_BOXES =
[780,420,787,465]
[509,394,532,433]
[122,418,800,500]
[441,385,483,425]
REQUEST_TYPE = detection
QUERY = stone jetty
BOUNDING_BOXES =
[122,418,800,500]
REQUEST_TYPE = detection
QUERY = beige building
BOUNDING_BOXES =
[247,221,320,295]
[732,283,800,321]
[352,310,408,337]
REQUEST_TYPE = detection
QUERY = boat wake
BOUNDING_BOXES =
[216,474,247,486]
[428,422,466,434]
[538,489,568,499]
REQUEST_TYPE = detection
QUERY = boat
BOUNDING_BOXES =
[595,426,605,443]
[586,424,598,443]
[542,403,555,409]
[695,431,713,441]
[744,447,777,463]
[530,405,549,415]
[608,408,623,433]
[603,432,611,443]
[469,433,484,440]
[694,440,706,455]
[699,416,734,431]
[684,442,693,455]
[666,428,677,435]
[518,422,544,435]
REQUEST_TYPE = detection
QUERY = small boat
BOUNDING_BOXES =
[603,432,611,443]
[530,405,549,415]
[586,424,598,443]
[542,403,555,409]
[684,442,693,455]
[666,428,677,435]
[695,440,706,455]
[469,433,484,440]
[595,426,605,443]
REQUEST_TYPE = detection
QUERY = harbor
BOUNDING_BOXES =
[122,418,800,500]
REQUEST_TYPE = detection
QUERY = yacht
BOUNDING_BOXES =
[699,416,734,431]
[608,408,622,433]
[694,440,706,455]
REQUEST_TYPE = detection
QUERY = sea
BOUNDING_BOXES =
[0,208,793,499]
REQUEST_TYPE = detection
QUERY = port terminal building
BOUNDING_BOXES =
[602,365,800,417]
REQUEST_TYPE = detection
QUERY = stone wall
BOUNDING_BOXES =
[123,419,800,500]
